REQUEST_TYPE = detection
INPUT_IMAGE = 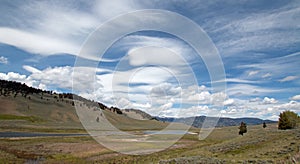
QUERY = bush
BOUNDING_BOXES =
[278,110,299,130]
[263,122,267,128]
[239,122,247,135]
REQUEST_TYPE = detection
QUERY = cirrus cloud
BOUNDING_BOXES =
[278,75,298,82]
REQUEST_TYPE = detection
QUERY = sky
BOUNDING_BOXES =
[0,0,299,120]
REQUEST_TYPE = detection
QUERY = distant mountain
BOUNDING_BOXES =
[155,116,277,128]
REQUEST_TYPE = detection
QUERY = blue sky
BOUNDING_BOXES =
[0,0,299,120]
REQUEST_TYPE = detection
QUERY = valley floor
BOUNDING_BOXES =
[0,123,299,163]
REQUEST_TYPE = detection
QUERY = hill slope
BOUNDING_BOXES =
[0,80,171,131]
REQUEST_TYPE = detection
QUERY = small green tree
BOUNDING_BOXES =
[239,122,247,135]
[263,122,267,128]
[278,110,299,130]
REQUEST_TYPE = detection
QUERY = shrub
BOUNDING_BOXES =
[263,122,267,128]
[278,110,299,130]
[239,122,247,135]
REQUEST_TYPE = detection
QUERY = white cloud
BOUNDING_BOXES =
[0,72,26,82]
[211,78,259,84]
[0,56,8,64]
[214,6,300,56]
[145,102,173,116]
[262,97,278,104]
[226,84,283,97]
[23,65,41,73]
[262,73,272,78]
[239,52,300,82]
[127,46,187,67]
[187,91,211,103]
[248,70,259,76]
[227,108,237,114]
[132,102,152,109]
[43,65,179,107]
[4,0,297,62]
[159,102,173,111]
[228,7,300,35]
[223,99,235,106]
[147,105,221,118]
[268,115,279,120]
[216,95,300,120]
[178,105,210,117]
[93,0,142,21]
[210,92,227,106]
[249,97,261,102]
[117,35,196,69]
[30,66,74,89]
[182,85,230,106]
[113,66,174,87]
[273,101,300,113]
[0,27,80,55]
[150,83,181,97]
[0,0,143,57]
[291,94,300,101]
[278,75,298,82]
[0,66,106,93]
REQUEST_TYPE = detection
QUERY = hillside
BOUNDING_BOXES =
[122,108,154,120]
[0,80,171,131]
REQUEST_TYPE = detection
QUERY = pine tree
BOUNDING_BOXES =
[239,122,247,135]
[263,122,267,128]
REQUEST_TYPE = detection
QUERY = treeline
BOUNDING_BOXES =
[0,79,46,98]
[0,79,123,115]
[0,80,74,100]
[0,80,77,107]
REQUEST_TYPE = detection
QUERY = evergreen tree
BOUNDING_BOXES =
[239,122,247,135]
[263,122,267,128]
[278,110,299,130]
